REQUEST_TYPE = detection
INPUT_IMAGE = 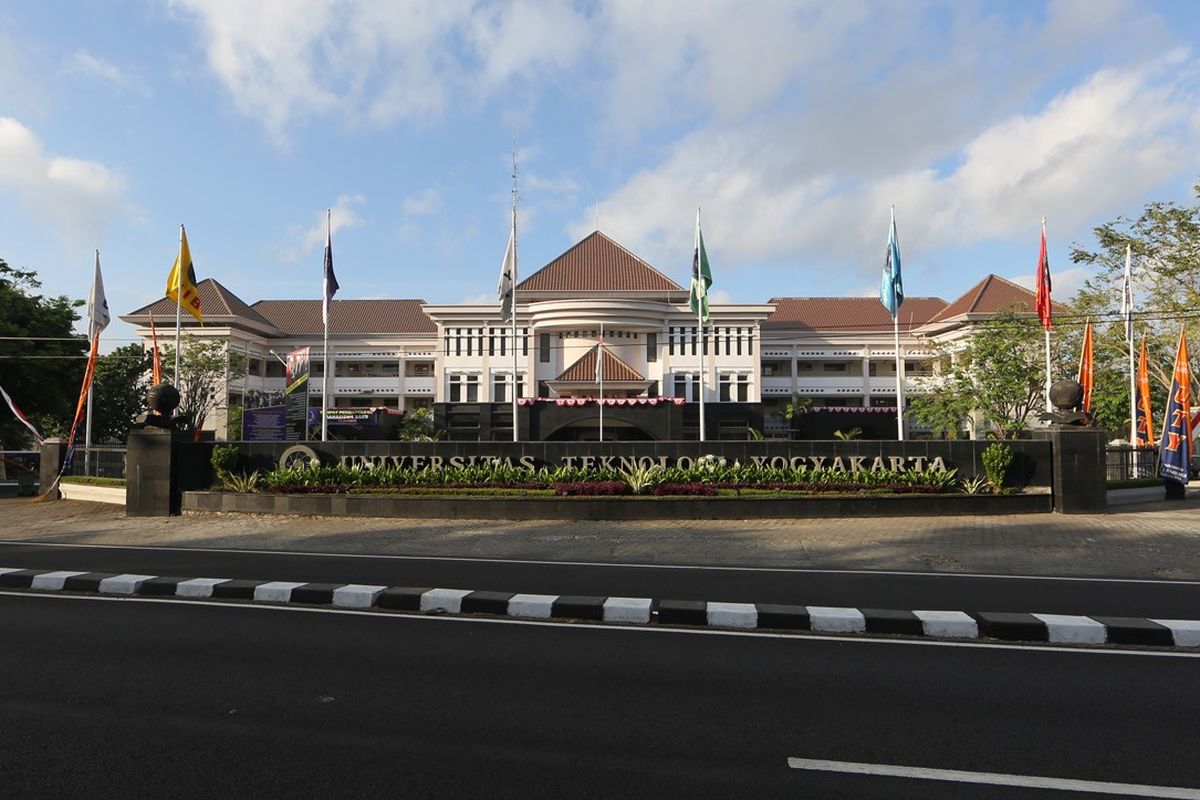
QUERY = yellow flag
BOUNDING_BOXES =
[165,226,204,324]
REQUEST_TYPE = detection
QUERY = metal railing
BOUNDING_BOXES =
[1105,446,1158,481]
[70,446,127,480]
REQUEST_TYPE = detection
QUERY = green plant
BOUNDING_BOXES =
[211,444,240,478]
[960,475,989,495]
[747,427,764,441]
[832,427,862,440]
[981,442,1014,493]
[620,464,664,495]
[222,471,260,492]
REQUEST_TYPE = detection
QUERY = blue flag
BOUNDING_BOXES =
[880,208,903,316]
[1158,327,1192,485]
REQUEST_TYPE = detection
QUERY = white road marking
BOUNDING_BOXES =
[332,584,387,609]
[913,610,977,638]
[1151,619,1200,648]
[98,574,156,595]
[0,567,24,577]
[253,581,306,603]
[506,593,556,619]
[707,601,757,628]
[420,588,472,613]
[603,597,652,624]
[1032,613,1108,644]
[808,606,866,633]
[175,578,230,598]
[2,540,1196,585]
[2,590,1199,657]
[30,570,86,591]
[786,757,1200,798]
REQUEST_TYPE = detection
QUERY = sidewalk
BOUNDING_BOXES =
[3,489,1199,580]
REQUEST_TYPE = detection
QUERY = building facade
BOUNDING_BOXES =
[122,231,1044,440]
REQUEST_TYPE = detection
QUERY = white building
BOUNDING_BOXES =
[122,232,1044,440]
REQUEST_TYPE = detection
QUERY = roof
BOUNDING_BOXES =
[517,231,684,293]
[556,345,645,382]
[122,279,280,332]
[925,274,1065,325]
[251,299,436,335]
[763,296,948,332]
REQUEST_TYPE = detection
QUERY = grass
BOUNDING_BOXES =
[60,476,126,487]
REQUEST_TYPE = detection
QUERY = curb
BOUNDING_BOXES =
[2,566,1198,649]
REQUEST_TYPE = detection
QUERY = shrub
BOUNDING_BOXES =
[652,482,718,496]
[211,444,239,477]
[981,443,1014,493]
[554,481,630,496]
[620,465,663,494]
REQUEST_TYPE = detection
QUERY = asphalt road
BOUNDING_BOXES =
[2,539,1199,617]
[1,592,1197,798]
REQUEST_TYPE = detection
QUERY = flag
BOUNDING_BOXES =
[323,210,339,327]
[1158,326,1191,485]
[497,213,516,323]
[0,384,43,445]
[65,334,101,466]
[1136,336,1154,446]
[166,226,204,324]
[1077,320,1094,413]
[87,250,110,334]
[595,329,605,385]
[1120,244,1134,342]
[879,208,903,316]
[1035,219,1052,331]
[690,208,712,322]
[148,310,164,385]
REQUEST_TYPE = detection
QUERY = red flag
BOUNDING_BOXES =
[1136,336,1154,446]
[1077,320,1093,413]
[1035,219,1052,331]
[148,309,164,385]
[67,334,100,449]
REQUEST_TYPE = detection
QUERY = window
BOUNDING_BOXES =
[795,361,814,373]
[673,372,697,402]
[539,332,551,363]
[405,361,433,377]
[647,332,658,363]
[822,362,848,373]
[382,362,399,377]
[409,397,432,410]
[265,360,285,378]
[668,326,675,356]
[719,373,750,402]
[492,373,525,403]
[448,373,479,402]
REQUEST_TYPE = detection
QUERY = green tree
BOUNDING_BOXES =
[0,260,86,447]
[90,344,153,443]
[160,336,248,436]
[910,312,1053,439]
[1069,182,1200,438]
[397,407,439,441]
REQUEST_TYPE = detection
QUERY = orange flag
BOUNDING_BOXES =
[1077,320,1093,413]
[67,334,100,449]
[149,310,164,385]
[1136,336,1154,446]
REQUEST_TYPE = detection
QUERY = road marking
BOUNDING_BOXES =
[2,590,1198,658]
[786,757,1200,797]
[2,540,1197,585]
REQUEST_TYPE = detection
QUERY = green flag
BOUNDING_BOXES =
[690,208,712,321]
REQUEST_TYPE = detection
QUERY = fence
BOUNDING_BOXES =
[1105,446,1158,481]
[69,446,128,480]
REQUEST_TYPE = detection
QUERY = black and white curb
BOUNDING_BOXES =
[2,566,1198,649]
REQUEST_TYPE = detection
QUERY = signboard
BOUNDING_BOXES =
[284,347,311,441]
[241,387,286,442]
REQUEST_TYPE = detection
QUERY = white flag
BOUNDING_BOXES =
[1120,244,1134,343]
[88,250,110,333]
[497,213,516,323]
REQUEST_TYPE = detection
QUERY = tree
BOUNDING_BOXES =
[159,336,248,436]
[910,312,1052,439]
[0,260,86,448]
[397,407,439,441]
[91,344,153,443]
[1069,181,1200,438]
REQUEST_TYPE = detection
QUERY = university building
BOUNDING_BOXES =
[122,231,1044,441]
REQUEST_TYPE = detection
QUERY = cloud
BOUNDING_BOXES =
[0,117,132,247]
[402,188,442,217]
[280,194,365,262]
[1010,266,1091,304]
[64,50,150,96]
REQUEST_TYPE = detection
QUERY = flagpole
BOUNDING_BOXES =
[1124,245,1137,446]
[697,208,706,443]
[598,324,604,443]
[893,313,904,440]
[510,153,519,442]
[322,209,331,443]
[175,225,183,384]
[1041,217,1052,410]
[85,317,95,477]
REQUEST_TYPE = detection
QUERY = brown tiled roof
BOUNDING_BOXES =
[121,279,280,331]
[252,299,436,335]
[517,231,684,293]
[556,345,645,382]
[925,274,1066,324]
[763,296,948,332]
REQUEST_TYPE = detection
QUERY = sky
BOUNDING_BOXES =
[2,0,1199,352]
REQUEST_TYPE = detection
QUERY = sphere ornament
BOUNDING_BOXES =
[1049,379,1084,412]
[148,383,181,416]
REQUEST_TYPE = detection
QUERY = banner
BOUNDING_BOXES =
[284,347,311,441]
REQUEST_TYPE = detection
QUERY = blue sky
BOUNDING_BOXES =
[2,0,1199,351]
